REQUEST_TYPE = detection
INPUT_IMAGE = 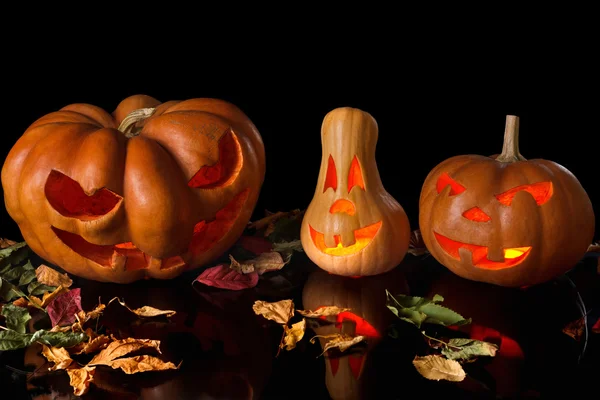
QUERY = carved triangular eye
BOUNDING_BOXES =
[436,172,466,196]
[188,129,242,189]
[323,154,337,192]
[348,155,365,193]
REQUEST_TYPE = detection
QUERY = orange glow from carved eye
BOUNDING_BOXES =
[323,155,338,192]
[348,155,365,192]
[329,199,356,215]
[309,221,382,256]
[436,172,466,196]
[495,181,553,206]
[434,231,531,270]
[188,129,242,189]
[462,207,491,222]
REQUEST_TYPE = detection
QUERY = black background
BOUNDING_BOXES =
[1,32,598,244]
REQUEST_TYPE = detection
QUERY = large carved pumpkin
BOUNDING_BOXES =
[419,115,594,287]
[300,107,411,276]
[1,94,265,283]
[302,267,409,400]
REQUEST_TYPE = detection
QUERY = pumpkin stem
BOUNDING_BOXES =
[117,107,156,138]
[496,115,527,163]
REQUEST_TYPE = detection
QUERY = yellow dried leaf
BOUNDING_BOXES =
[12,297,29,308]
[310,333,366,356]
[281,319,306,351]
[35,265,73,288]
[0,238,17,248]
[297,306,351,318]
[107,297,175,319]
[252,299,294,325]
[41,345,73,371]
[252,251,286,274]
[89,338,162,365]
[72,334,112,355]
[229,255,255,274]
[66,366,96,396]
[91,354,179,374]
[563,316,586,341]
[30,285,69,308]
[412,355,466,382]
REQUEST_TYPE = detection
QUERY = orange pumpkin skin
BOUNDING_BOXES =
[300,107,411,277]
[1,94,265,283]
[419,116,594,287]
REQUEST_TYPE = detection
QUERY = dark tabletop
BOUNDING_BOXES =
[1,249,598,400]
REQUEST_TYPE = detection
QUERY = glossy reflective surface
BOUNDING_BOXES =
[1,250,598,400]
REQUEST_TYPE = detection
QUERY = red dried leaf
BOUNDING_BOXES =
[47,288,83,327]
[593,317,600,334]
[194,264,258,290]
[237,236,273,255]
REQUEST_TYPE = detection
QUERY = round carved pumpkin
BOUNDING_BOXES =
[419,115,595,287]
[300,107,411,276]
[302,267,409,400]
[1,94,266,283]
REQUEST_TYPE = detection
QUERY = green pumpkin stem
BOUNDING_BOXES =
[118,107,156,138]
[496,115,527,163]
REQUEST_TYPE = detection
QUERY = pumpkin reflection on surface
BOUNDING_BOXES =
[301,267,409,400]
[1,94,266,283]
[301,107,411,277]
[419,115,594,287]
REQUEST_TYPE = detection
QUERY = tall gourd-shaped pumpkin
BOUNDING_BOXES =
[300,107,411,276]
[419,115,594,287]
[1,94,265,283]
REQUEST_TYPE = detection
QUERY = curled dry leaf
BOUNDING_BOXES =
[29,285,69,308]
[310,333,366,356]
[248,211,290,231]
[89,338,162,365]
[71,333,112,355]
[281,319,306,351]
[91,354,179,374]
[441,338,499,361]
[229,255,255,274]
[413,355,466,382]
[587,242,599,253]
[12,297,28,308]
[66,366,96,396]
[107,297,176,318]
[41,345,73,370]
[35,264,73,288]
[195,264,259,290]
[563,316,586,341]
[408,229,429,256]
[0,238,17,249]
[592,318,600,334]
[297,306,351,318]
[47,288,82,327]
[252,299,294,325]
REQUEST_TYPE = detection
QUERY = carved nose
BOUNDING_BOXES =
[329,199,356,215]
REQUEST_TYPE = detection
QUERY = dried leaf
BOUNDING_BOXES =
[12,297,28,308]
[106,297,175,318]
[75,334,112,355]
[195,264,259,290]
[237,236,273,255]
[47,288,82,327]
[251,251,287,275]
[229,255,256,274]
[592,318,600,334]
[441,338,499,361]
[563,316,586,341]
[41,345,73,370]
[413,355,466,382]
[272,240,304,253]
[252,299,294,325]
[0,329,87,350]
[29,285,69,308]
[408,229,430,256]
[0,303,32,333]
[281,319,306,351]
[310,333,366,355]
[0,329,32,350]
[66,366,96,396]
[27,280,57,296]
[0,277,23,301]
[0,238,17,248]
[266,209,305,243]
[297,306,351,318]
[248,211,290,231]
[89,338,162,365]
[386,291,471,328]
[587,242,600,253]
[35,264,73,288]
[91,354,178,374]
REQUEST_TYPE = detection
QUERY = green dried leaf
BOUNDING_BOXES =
[386,290,471,329]
[272,240,304,253]
[266,211,304,243]
[18,269,37,286]
[1,259,35,282]
[30,330,88,348]
[0,277,24,301]
[27,280,57,296]
[1,303,32,333]
[0,241,28,259]
[0,242,30,271]
[0,330,32,350]
[442,338,499,361]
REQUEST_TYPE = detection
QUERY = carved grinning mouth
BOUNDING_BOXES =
[52,189,250,270]
[434,231,531,270]
[309,221,382,256]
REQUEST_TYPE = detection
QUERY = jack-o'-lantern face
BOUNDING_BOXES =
[301,107,411,277]
[432,172,553,270]
[419,116,595,287]
[1,96,266,283]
